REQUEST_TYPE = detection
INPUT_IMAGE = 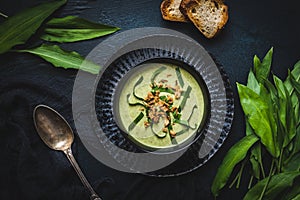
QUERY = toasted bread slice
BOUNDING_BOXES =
[161,0,188,22]
[181,0,228,38]
[179,0,191,17]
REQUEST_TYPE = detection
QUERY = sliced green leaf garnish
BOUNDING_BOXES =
[133,76,145,101]
[171,137,178,144]
[152,86,174,94]
[173,119,189,127]
[173,105,197,129]
[0,0,66,54]
[174,105,198,136]
[151,66,166,83]
[126,94,145,107]
[151,119,167,138]
[179,85,192,110]
[176,67,184,88]
[175,129,188,136]
[41,15,120,43]
[128,112,144,131]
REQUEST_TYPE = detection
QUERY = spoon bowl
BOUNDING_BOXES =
[34,105,74,151]
[33,105,101,200]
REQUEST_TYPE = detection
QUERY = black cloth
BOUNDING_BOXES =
[0,0,299,200]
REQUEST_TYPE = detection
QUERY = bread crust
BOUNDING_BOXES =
[161,0,189,22]
[179,0,193,17]
[180,0,228,38]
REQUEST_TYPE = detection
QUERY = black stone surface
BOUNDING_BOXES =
[0,0,299,199]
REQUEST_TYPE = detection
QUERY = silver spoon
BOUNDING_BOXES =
[33,104,102,200]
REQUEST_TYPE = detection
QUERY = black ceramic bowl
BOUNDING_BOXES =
[97,48,210,154]
[91,28,234,176]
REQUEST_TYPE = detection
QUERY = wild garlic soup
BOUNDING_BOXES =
[115,62,207,150]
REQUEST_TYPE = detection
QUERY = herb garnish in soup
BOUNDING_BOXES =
[117,62,206,149]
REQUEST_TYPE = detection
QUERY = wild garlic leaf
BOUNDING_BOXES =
[212,49,300,199]
[274,76,288,135]
[17,44,100,74]
[274,75,287,99]
[284,61,300,95]
[237,83,279,157]
[41,16,120,43]
[283,151,300,172]
[294,100,300,127]
[254,47,273,83]
[290,74,300,98]
[253,55,261,71]
[247,69,260,94]
[289,126,300,159]
[211,134,259,197]
[284,61,300,103]
[291,60,300,81]
[264,79,282,148]
[244,74,264,180]
[264,79,279,105]
[284,62,300,124]
[244,171,300,200]
[249,143,263,180]
[0,0,66,54]
[285,81,297,149]
[246,71,267,180]
[280,185,300,200]
[274,75,297,148]
[260,82,283,150]
[246,122,263,180]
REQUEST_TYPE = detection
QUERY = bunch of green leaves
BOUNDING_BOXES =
[0,0,120,74]
[211,47,300,199]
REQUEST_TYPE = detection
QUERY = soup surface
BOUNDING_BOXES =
[115,62,206,149]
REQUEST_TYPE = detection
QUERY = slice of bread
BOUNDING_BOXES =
[180,0,228,38]
[179,0,191,17]
[161,0,188,22]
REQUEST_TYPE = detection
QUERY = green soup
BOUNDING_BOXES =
[115,62,207,150]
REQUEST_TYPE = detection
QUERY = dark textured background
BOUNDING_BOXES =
[0,0,299,199]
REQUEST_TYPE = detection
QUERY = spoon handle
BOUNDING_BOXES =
[64,148,102,200]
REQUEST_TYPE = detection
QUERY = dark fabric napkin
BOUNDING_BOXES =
[0,51,116,199]
[0,70,95,200]
[0,53,212,200]
[0,52,238,200]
